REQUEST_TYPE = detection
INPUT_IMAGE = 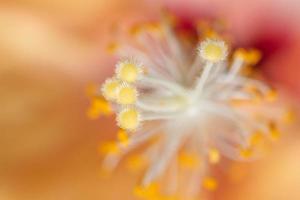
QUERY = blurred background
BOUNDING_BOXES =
[0,0,300,199]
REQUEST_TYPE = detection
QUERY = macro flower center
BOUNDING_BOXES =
[87,17,294,200]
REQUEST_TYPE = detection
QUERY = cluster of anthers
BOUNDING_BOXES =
[87,18,294,200]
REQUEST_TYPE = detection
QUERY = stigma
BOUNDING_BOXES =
[88,17,293,200]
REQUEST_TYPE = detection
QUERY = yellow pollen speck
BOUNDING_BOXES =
[244,84,263,104]
[106,42,119,54]
[117,108,140,131]
[199,39,228,62]
[204,29,219,39]
[101,78,120,100]
[239,147,253,159]
[98,141,120,155]
[87,97,113,119]
[265,89,278,102]
[249,131,264,146]
[117,129,130,147]
[209,148,220,164]
[134,183,159,199]
[234,48,262,65]
[145,23,163,35]
[203,177,218,191]
[116,85,138,105]
[129,24,143,36]
[178,152,201,169]
[270,129,281,140]
[196,20,220,39]
[130,23,162,38]
[268,121,281,140]
[117,61,141,83]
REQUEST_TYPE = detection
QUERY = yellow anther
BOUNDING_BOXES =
[87,106,100,120]
[270,129,280,140]
[130,23,162,38]
[199,39,228,62]
[116,60,142,83]
[98,141,120,155]
[117,108,140,131]
[204,29,220,39]
[203,177,218,191]
[126,154,147,172]
[282,109,296,124]
[268,121,281,140]
[106,42,119,54]
[208,148,220,164]
[196,20,220,39]
[234,48,246,60]
[234,48,262,65]
[117,129,129,147]
[239,147,253,159]
[178,152,200,169]
[247,49,262,64]
[134,183,159,199]
[101,78,120,101]
[129,24,143,36]
[244,84,263,104]
[116,84,138,105]
[249,131,264,146]
[145,23,163,35]
[87,97,113,119]
[265,89,278,102]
